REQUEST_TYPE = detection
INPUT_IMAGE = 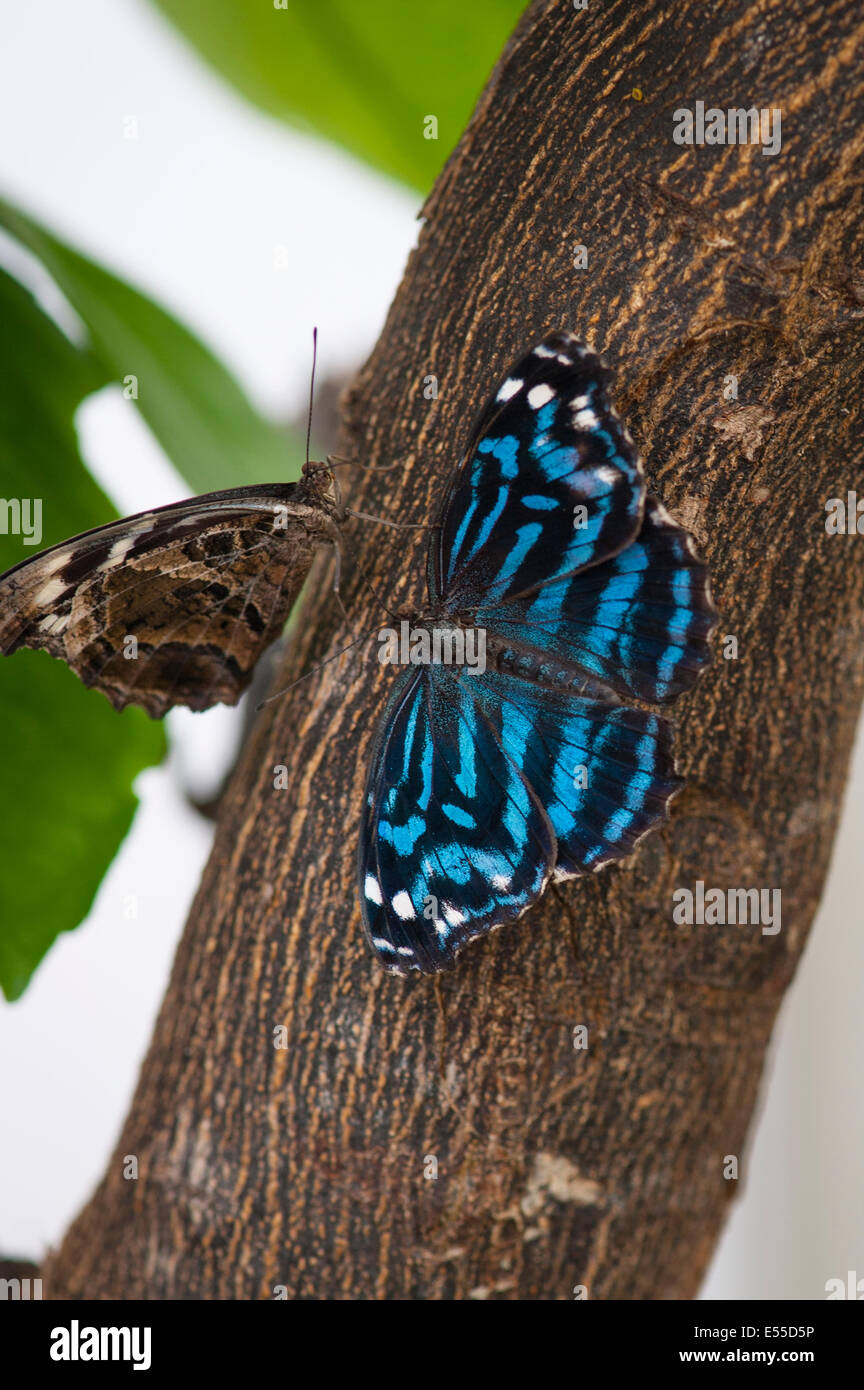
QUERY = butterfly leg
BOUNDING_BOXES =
[344,506,432,531]
[329,540,352,624]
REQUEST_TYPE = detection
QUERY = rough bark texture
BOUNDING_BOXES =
[46,0,863,1299]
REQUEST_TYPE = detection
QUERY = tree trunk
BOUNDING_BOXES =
[44,0,864,1299]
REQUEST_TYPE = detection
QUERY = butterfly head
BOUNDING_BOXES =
[300,457,342,519]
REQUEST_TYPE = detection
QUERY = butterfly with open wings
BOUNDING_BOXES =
[0,331,717,974]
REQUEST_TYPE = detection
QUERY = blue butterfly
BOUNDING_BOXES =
[359,331,717,974]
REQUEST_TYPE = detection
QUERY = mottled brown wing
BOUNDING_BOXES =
[0,479,340,718]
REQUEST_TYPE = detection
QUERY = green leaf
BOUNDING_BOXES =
[0,196,297,494]
[0,268,165,999]
[152,0,525,191]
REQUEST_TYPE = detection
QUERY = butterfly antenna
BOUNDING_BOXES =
[305,325,318,467]
[256,625,379,711]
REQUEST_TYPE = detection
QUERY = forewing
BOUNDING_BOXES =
[478,497,716,704]
[359,667,555,975]
[0,482,337,717]
[430,331,644,610]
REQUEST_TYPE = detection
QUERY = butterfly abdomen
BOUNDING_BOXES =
[487,633,619,702]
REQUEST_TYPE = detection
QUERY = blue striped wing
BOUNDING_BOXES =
[477,496,716,704]
[358,667,554,974]
[358,331,717,974]
[358,664,682,975]
[471,671,682,881]
[429,331,645,610]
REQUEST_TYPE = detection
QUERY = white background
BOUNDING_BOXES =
[0,0,861,1300]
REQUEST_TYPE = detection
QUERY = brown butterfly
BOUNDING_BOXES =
[0,460,343,718]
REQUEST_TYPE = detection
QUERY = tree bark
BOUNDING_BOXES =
[45,0,864,1299]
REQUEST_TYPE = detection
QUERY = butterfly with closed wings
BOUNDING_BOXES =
[0,462,341,718]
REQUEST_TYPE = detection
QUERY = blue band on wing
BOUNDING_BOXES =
[477,495,716,704]
[358,668,555,974]
[470,670,682,879]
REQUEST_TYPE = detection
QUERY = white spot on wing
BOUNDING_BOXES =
[33,577,68,608]
[527,383,555,409]
[443,904,465,927]
[364,874,383,905]
[39,613,67,634]
[41,549,71,577]
[491,873,512,890]
[391,890,416,921]
[107,534,135,566]
[572,407,599,430]
[496,377,523,403]
[593,463,620,486]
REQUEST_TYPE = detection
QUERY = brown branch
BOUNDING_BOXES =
[44,0,864,1299]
